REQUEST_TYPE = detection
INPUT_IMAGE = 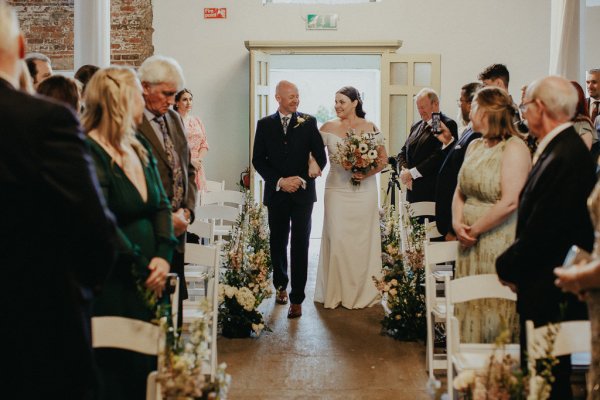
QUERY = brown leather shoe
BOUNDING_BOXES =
[287,304,302,319]
[275,290,288,305]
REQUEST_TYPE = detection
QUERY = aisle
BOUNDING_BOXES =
[219,239,430,400]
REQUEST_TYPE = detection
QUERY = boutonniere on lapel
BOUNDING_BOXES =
[293,114,310,129]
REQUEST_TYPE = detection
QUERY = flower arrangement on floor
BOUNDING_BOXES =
[157,301,231,400]
[218,190,272,338]
[449,325,559,400]
[373,204,427,341]
[331,128,382,186]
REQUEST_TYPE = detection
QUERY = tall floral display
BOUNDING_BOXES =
[373,205,426,341]
[219,191,272,338]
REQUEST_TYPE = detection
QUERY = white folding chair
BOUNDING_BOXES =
[526,319,591,384]
[424,239,458,379]
[204,179,225,192]
[445,274,519,399]
[408,201,442,240]
[187,219,215,245]
[200,189,245,208]
[195,204,241,243]
[183,242,220,381]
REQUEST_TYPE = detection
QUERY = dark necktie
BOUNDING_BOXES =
[282,116,290,135]
[591,101,599,123]
[154,116,184,209]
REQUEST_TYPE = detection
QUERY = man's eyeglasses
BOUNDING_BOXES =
[519,99,535,113]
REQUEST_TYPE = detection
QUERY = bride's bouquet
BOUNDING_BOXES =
[331,129,381,186]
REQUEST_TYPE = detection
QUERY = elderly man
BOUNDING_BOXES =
[137,55,197,322]
[397,88,457,204]
[25,51,52,89]
[496,76,594,400]
[0,1,117,398]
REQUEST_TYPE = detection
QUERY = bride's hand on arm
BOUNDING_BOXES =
[308,153,322,178]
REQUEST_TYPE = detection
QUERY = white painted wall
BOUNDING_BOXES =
[152,0,597,188]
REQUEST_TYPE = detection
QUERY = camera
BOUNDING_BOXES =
[388,155,399,173]
[431,112,441,135]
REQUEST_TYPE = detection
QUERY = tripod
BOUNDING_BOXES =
[383,167,402,208]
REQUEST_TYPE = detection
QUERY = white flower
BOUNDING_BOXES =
[358,143,369,153]
[368,149,378,159]
[224,285,237,298]
[453,370,475,391]
[389,288,398,296]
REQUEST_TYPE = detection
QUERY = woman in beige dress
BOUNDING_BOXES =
[452,87,532,343]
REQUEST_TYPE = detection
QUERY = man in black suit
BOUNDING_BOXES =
[137,55,197,324]
[0,2,118,397]
[398,88,457,204]
[252,80,327,319]
[435,82,482,240]
[496,76,595,400]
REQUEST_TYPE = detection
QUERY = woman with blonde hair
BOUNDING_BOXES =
[82,66,177,400]
[452,86,532,343]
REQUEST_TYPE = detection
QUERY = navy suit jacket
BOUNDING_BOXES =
[0,78,117,397]
[434,127,482,236]
[496,126,593,322]
[398,113,457,203]
[252,112,326,207]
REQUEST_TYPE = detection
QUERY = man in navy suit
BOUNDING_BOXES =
[252,80,327,318]
[497,76,594,400]
[435,82,482,240]
[0,2,118,398]
[398,88,457,204]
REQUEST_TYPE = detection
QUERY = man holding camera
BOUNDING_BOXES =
[397,88,457,204]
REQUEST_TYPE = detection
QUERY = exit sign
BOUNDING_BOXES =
[204,8,227,19]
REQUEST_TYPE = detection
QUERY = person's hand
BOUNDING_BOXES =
[308,158,322,178]
[280,176,303,193]
[352,171,366,183]
[455,223,477,248]
[445,232,457,242]
[499,278,518,293]
[434,122,454,146]
[400,168,412,186]
[554,262,589,300]
[172,208,189,236]
[145,257,170,297]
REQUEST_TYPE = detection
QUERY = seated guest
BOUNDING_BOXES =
[82,66,177,400]
[37,75,81,112]
[435,82,482,241]
[75,63,99,95]
[571,80,597,150]
[452,86,531,343]
[497,76,595,400]
[25,51,52,89]
[174,88,209,191]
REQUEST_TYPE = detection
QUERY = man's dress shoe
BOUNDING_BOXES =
[276,290,288,305]
[287,304,302,319]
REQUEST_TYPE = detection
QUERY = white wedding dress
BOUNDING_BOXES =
[314,132,382,309]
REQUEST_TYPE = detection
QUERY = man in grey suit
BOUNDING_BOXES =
[137,55,197,318]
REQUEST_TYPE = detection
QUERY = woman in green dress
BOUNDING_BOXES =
[82,66,177,400]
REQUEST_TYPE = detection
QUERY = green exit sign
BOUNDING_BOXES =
[306,14,338,30]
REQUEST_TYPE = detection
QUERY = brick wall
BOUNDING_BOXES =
[8,0,154,70]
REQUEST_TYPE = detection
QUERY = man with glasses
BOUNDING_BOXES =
[434,82,482,241]
[497,76,594,400]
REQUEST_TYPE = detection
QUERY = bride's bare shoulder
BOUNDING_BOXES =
[320,119,341,132]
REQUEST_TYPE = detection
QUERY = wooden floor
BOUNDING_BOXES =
[219,239,431,399]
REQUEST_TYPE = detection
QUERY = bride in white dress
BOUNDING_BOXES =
[312,86,388,309]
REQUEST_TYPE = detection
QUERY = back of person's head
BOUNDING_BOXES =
[473,86,519,140]
[570,80,590,120]
[82,66,147,163]
[478,64,510,88]
[0,0,19,54]
[527,76,577,122]
[18,60,33,93]
[138,55,184,90]
[416,87,439,104]
[74,64,99,92]
[25,52,51,80]
[37,75,80,111]
[336,86,366,118]
[461,82,482,103]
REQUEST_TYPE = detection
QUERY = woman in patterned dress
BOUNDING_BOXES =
[175,88,209,191]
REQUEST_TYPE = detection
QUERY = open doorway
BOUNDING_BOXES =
[269,54,381,238]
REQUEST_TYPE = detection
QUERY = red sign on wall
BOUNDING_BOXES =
[204,8,227,19]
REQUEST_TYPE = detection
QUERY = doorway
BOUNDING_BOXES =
[269,54,381,238]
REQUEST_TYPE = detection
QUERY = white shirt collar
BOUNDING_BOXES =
[532,122,573,165]
[278,111,292,121]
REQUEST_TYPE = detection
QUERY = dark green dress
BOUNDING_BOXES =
[87,137,177,400]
